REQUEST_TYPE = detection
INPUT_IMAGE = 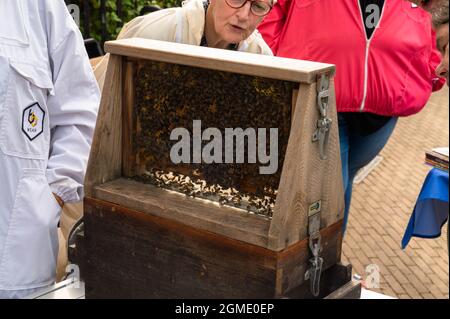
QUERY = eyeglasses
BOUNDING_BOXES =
[224,0,273,17]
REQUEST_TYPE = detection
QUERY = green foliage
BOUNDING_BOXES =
[74,0,184,42]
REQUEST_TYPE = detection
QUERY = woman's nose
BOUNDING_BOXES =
[236,1,252,20]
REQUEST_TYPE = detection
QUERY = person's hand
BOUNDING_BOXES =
[53,193,65,209]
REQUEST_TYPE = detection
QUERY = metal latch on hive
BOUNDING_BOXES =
[304,200,323,297]
[312,74,332,160]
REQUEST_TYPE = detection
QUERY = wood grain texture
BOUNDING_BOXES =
[269,78,344,251]
[85,55,123,196]
[275,219,343,295]
[81,197,346,298]
[269,83,313,250]
[286,263,355,299]
[324,280,361,299]
[104,38,335,84]
[291,89,299,125]
[94,178,271,248]
[320,80,345,228]
[122,60,136,177]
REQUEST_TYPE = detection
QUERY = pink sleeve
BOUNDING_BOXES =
[258,0,292,55]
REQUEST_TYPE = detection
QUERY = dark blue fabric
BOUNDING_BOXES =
[338,114,398,234]
[402,168,449,249]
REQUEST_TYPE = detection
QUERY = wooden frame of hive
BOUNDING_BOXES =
[79,38,354,298]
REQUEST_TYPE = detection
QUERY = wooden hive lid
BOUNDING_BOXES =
[105,38,335,84]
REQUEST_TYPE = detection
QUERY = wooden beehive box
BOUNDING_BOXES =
[78,38,355,298]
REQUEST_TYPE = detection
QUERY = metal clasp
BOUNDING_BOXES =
[305,209,323,297]
[312,117,333,160]
[312,73,332,160]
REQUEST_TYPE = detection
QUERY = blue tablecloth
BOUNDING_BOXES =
[402,168,449,249]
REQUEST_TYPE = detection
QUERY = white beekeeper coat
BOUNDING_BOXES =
[0,0,99,296]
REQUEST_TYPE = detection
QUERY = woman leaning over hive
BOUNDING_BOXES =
[94,0,276,89]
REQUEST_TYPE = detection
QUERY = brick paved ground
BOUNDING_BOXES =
[341,86,449,299]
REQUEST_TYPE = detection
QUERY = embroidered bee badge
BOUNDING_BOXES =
[22,102,45,141]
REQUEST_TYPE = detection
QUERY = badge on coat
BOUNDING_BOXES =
[22,102,45,140]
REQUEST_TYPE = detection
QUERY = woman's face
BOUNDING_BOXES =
[208,0,270,44]
[435,23,449,85]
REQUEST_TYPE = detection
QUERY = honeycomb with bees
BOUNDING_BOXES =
[128,60,297,217]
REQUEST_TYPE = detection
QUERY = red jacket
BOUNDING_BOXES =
[259,0,444,116]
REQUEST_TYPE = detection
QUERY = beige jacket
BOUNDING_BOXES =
[94,0,273,89]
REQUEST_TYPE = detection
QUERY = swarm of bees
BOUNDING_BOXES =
[133,60,296,217]
[137,169,276,217]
